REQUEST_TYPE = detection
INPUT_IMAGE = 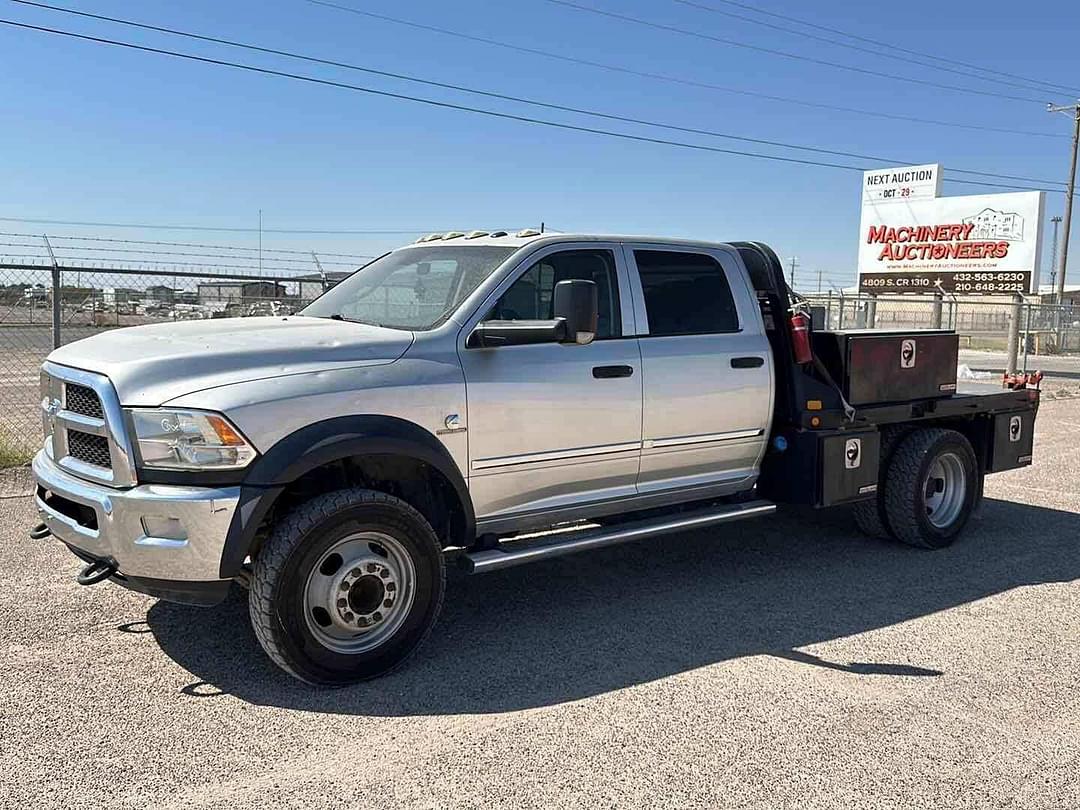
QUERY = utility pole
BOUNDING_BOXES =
[817,268,822,294]
[1048,102,1080,306]
[258,209,263,274]
[311,251,327,292]
[42,235,61,349]
[787,256,799,290]
[1049,215,1063,293]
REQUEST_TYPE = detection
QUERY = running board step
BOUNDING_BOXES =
[463,499,776,574]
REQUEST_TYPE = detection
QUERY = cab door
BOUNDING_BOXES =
[625,244,773,495]
[458,243,642,526]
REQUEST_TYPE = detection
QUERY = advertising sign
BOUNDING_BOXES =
[858,185,1045,295]
[862,163,941,205]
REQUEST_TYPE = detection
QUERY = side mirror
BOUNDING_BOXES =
[553,279,598,345]
[466,278,598,348]
[467,319,567,348]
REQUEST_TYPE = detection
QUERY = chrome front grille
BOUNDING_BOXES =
[64,383,104,419]
[67,430,112,469]
[41,362,135,487]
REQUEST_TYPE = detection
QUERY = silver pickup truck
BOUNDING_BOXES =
[30,232,1039,684]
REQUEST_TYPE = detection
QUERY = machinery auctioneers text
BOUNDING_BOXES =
[865,224,1009,262]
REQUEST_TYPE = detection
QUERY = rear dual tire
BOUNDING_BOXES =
[855,427,979,549]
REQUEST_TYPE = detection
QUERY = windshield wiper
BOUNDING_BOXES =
[326,313,383,327]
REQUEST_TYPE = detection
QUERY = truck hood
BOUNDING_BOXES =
[47,316,414,405]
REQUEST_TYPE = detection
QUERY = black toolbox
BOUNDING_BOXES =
[757,426,881,507]
[987,410,1035,472]
[811,329,959,406]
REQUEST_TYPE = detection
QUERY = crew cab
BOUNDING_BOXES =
[30,231,1040,684]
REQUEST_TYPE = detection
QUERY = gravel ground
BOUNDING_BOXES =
[1,402,1077,809]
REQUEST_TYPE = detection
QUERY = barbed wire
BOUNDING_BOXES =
[0,254,333,275]
[0,241,364,266]
[0,230,377,259]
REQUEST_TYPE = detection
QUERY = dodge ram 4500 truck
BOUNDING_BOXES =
[30,233,1039,685]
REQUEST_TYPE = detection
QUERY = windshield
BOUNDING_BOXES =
[302,245,517,330]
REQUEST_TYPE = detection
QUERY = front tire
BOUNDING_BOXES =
[882,428,978,549]
[249,488,445,685]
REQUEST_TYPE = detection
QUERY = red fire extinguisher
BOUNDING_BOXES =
[789,311,813,365]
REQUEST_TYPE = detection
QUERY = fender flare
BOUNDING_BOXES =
[220,415,474,578]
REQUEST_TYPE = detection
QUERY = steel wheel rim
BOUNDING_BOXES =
[923,451,966,529]
[303,531,416,655]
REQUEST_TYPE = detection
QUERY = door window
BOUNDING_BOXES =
[634,250,739,337]
[486,249,621,338]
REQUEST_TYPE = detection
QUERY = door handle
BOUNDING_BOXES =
[592,365,634,379]
[730,356,764,369]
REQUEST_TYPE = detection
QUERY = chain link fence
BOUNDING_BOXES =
[800,291,1080,356]
[0,229,376,460]
[0,263,345,458]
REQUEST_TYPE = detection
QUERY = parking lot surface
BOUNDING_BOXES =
[1,401,1077,810]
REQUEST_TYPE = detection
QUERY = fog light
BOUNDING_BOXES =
[141,516,188,541]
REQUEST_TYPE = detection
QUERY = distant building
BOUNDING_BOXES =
[197,280,285,303]
[146,285,180,303]
[102,287,139,305]
[295,271,351,303]
[1037,284,1080,307]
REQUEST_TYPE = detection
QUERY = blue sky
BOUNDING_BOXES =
[2,0,1078,289]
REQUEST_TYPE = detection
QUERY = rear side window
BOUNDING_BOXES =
[634,250,739,337]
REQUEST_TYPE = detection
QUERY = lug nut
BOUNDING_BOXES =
[386,582,396,592]
[379,569,390,579]
[372,611,382,622]
[343,612,354,622]
[366,562,378,573]
[350,568,362,578]
[337,598,347,608]
[383,599,393,608]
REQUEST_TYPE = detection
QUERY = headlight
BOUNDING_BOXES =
[127,409,256,470]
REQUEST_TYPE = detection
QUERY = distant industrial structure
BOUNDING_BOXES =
[295,271,350,302]
[196,280,286,303]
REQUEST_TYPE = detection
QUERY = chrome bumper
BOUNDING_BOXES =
[32,450,240,582]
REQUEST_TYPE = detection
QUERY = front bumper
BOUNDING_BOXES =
[32,450,241,592]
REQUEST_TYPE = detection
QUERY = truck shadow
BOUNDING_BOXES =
[144,497,1079,716]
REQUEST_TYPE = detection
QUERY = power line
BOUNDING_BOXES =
[677,0,1080,97]
[941,177,1064,192]
[544,0,1055,105]
[0,216,435,235]
[0,230,373,258]
[667,0,1079,97]
[305,1,1066,140]
[0,18,1065,196]
[10,0,1065,187]
[0,18,877,174]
